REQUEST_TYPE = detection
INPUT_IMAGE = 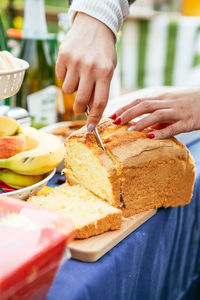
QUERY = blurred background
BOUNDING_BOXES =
[0,0,68,32]
[0,0,200,127]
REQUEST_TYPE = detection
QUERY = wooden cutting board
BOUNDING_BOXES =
[69,209,156,262]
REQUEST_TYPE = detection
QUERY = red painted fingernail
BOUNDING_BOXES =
[109,113,117,120]
[147,133,155,139]
[114,117,121,125]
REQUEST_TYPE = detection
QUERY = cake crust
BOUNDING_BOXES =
[65,118,195,217]
[75,211,122,239]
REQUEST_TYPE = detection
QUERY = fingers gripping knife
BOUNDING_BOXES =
[85,105,126,208]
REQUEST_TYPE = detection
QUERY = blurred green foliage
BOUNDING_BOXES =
[0,0,68,32]
[1,0,68,9]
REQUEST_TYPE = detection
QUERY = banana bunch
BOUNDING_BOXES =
[0,127,64,175]
[0,169,43,189]
[0,117,65,190]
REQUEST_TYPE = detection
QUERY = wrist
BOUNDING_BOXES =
[68,0,129,38]
[73,12,116,44]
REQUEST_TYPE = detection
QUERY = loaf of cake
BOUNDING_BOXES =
[64,118,195,217]
[28,184,122,239]
[0,51,21,70]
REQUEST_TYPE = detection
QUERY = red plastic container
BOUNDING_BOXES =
[0,195,74,300]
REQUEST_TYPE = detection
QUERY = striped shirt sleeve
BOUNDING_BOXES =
[68,0,134,38]
[69,0,135,3]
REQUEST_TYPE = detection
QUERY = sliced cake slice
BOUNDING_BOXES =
[64,119,121,208]
[28,184,122,239]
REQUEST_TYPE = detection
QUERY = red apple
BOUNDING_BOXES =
[0,134,26,159]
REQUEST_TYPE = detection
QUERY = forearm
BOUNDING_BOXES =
[68,0,132,38]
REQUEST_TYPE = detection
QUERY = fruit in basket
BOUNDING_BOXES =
[0,117,27,159]
[0,181,16,193]
[0,116,20,137]
[0,51,21,70]
[0,134,26,159]
[0,127,64,175]
[0,169,43,189]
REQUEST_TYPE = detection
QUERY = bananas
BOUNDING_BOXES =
[0,127,64,175]
[0,169,43,189]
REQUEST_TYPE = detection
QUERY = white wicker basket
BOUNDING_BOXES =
[0,58,29,100]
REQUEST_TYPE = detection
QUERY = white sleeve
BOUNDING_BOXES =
[68,0,129,38]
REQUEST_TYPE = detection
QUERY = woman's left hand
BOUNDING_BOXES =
[110,89,200,139]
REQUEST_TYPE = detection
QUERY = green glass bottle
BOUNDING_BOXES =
[0,15,10,107]
[0,17,7,51]
[16,0,57,128]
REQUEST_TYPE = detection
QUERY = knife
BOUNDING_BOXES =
[85,105,106,151]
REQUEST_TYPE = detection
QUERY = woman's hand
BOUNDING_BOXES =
[110,89,200,139]
[56,12,117,132]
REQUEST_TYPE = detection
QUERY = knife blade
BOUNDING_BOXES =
[85,105,106,151]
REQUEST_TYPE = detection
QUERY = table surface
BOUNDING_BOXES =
[46,89,200,300]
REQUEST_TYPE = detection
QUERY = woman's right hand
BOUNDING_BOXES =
[56,12,117,132]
